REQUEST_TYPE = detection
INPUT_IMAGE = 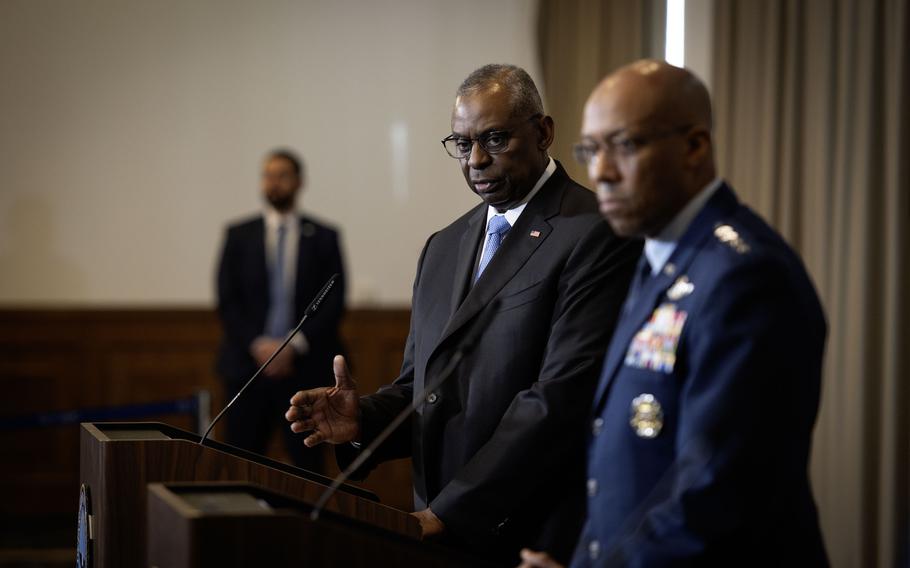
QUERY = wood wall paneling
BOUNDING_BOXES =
[0,308,414,528]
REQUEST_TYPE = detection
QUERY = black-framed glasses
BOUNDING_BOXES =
[573,124,693,165]
[441,114,542,159]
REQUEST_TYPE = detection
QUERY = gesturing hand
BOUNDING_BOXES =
[285,355,361,447]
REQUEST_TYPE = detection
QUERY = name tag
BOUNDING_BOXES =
[624,303,688,373]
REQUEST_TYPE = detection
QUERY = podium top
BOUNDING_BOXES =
[82,421,378,502]
[100,427,171,440]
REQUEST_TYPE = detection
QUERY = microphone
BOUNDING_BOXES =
[199,273,340,446]
[309,299,500,521]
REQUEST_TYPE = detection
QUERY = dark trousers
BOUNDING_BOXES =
[223,374,325,473]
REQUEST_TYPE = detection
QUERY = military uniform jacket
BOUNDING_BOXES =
[573,184,829,567]
[340,163,640,563]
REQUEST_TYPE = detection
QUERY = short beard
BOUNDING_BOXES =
[265,193,295,212]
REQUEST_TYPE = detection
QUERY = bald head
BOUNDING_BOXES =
[586,59,713,138]
[581,60,716,237]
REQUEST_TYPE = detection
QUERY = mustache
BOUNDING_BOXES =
[596,182,615,195]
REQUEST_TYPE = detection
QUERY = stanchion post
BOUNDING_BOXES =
[195,389,211,436]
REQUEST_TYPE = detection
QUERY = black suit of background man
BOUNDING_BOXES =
[216,149,345,472]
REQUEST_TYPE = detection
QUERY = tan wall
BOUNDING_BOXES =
[0,0,543,307]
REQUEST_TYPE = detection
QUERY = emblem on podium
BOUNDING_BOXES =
[76,483,93,568]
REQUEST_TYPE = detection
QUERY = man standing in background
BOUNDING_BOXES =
[216,149,345,472]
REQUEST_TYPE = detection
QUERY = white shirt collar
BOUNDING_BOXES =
[264,207,297,231]
[643,177,723,275]
[485,157,555,227]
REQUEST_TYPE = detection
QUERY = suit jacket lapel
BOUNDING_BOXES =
[293,216,314,312]
[432,167,566,357]
[592,267,673,406]
[449,206,486,315]
[592,183,740,410]
[252,216,269,286]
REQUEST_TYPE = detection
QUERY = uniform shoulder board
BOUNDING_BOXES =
[713,223,750,254]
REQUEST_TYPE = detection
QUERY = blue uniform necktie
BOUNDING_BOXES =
[622,254,654,315]
[267,223,292,337]
[476,215,511,282]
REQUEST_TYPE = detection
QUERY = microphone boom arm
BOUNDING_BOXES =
[199,273,340,446]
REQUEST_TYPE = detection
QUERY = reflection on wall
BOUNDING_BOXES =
[0,194,85,301]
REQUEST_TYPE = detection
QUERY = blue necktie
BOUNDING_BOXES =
[622,254,653,315]
[476,215,511,282]
[267,223,292,337]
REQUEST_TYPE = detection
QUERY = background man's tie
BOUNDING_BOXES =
[267,223,292,337]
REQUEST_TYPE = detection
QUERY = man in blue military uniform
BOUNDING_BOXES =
[520,60,829,567]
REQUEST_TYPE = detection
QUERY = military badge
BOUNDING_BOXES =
[624,303,688,373]
[714,224,750,253]
[630,393,663,438]
[666,275,694,300]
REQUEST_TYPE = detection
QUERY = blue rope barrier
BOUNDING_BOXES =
[0,396,200,430]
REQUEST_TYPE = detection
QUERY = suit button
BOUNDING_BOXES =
[592,417,604,436]
[427,393,438,404]
[492,517,509,535]
[587,478,598,497]
[588,540,601,560]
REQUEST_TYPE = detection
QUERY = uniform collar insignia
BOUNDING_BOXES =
[714,224,750,254]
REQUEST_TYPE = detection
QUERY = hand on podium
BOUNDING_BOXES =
[410,507,445,539]
[517,549,564,568]
[286,355,361,447]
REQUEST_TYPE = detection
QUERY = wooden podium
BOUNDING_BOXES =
[146,482,492,567]
[79,422,420,567]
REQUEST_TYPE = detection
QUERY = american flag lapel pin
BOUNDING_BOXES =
[530,230,541,238]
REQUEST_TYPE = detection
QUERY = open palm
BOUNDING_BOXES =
[286,355,360,447]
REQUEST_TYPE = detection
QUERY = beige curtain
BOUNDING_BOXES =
[539,0,909,565]
[537,0,663,185]
[713,1,910,566]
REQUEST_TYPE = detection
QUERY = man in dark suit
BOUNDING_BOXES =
[520,60,828,567]
[216,149,345,472]
[285,64,640,564]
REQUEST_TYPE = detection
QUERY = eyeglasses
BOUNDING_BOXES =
[573,124,692,165]
[441,115,542,159]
